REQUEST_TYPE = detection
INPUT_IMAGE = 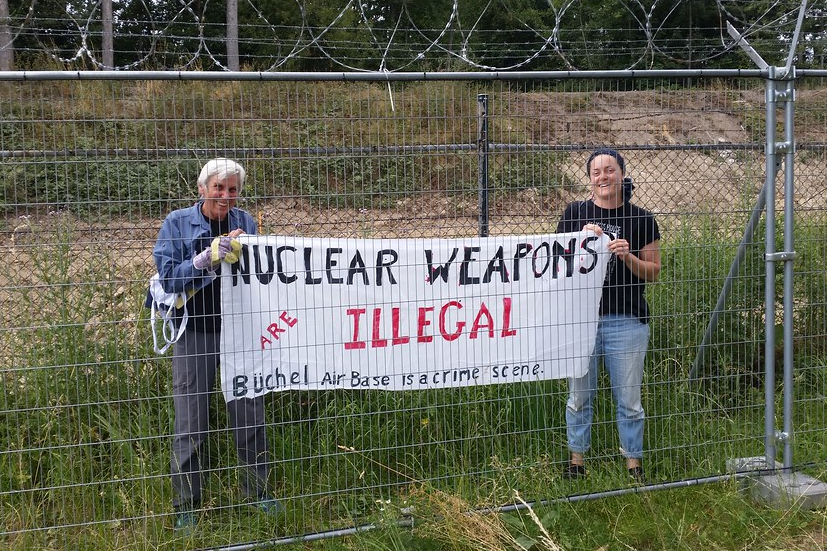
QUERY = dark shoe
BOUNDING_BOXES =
[173,510,198,534]
[250,496,285,516]
[628,466,645,484]
[562,463,587,479]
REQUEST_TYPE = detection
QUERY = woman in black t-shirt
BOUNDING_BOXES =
[556,149,661,482]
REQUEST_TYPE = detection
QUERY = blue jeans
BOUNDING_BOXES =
[566,314,649,460]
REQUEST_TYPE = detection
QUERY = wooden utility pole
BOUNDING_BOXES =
[227,0,239,71]
[102,0,113,68]
[0,0,13,71]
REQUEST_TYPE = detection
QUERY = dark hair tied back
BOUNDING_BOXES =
[622,176,635,203]
[586,148,626,177]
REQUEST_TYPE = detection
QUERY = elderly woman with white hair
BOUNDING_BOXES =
[153,158,282,532]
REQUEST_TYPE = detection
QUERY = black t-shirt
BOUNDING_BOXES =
[556,200,660,323]
[187,216,229,333]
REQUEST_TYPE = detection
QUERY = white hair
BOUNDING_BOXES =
[197,158,246,194]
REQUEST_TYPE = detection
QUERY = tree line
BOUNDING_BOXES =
[0,0,824,72]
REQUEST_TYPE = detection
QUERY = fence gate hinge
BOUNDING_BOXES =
[764,251,796,262]
[774,89,795,102]
[775,430,791,443]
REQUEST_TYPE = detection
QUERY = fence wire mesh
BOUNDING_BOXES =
[1,74,826,548]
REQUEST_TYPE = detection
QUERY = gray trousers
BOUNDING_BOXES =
[171,329,270,509]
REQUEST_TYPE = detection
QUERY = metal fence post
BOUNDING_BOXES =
[763,67,779,467]
[779,71,797,470]
[477,93,489,237]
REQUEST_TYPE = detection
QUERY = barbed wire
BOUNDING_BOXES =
[2,0,820,71]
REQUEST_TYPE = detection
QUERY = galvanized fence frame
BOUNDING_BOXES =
[1,68,826,548]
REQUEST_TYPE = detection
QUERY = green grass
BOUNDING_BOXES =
[2,205,826,550]
[10,480,826,550]
[3,212,827,547]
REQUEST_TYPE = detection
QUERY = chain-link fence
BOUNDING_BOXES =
[1,71,826,548]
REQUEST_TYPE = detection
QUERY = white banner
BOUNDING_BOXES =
[219,232,609,402]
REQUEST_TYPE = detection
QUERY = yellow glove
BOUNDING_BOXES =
[225,238,242,264]
[211,236,242,265]
[173,288,198,309]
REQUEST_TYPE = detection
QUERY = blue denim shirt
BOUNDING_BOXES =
[153,201,257,296]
